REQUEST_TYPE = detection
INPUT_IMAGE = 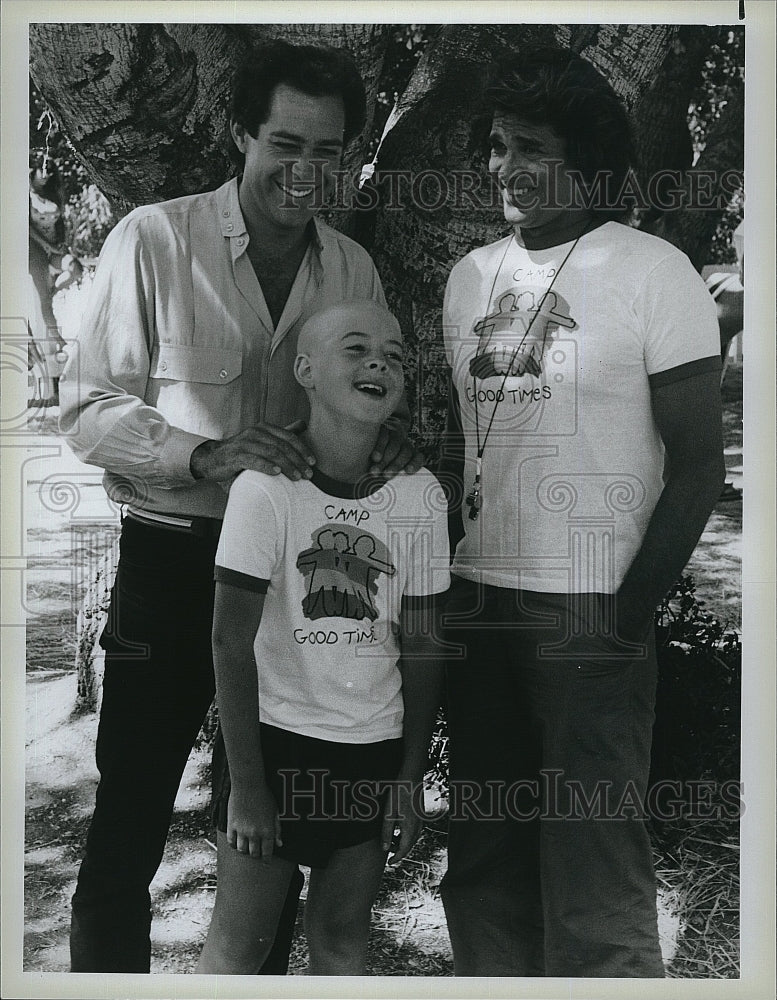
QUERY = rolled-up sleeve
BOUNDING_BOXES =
[58,213,208,488]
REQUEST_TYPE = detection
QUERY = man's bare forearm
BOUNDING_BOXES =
[615,456,725,641]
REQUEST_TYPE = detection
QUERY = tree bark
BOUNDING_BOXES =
[648,82,744,268]
[29,23,388,215]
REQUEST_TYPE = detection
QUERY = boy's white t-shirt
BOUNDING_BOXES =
[215,467,450,744]
[443,221,721,594]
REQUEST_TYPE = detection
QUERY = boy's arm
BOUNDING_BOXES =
[382,602,446,865]
[212,581,282,858]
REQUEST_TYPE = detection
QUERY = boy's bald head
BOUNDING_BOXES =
[297,300,402,358]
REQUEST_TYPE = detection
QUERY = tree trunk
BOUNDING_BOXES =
[29,23,388,216]
[74,543,117,712]
[648,82,744,268]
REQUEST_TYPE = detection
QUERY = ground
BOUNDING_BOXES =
[20,279,743,977]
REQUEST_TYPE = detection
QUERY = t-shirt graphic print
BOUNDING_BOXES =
[296,524,396,622]
[470,287,577,380]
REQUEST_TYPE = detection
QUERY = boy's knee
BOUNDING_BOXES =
[309,903,371,950]
[199,921,275,975]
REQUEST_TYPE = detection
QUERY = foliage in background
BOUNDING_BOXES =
[649,574,741,979]
[688,28,744,157]
[369,25,434,159]
[651,575,741,788]
[688,27,745,264]
[30,78,115,258]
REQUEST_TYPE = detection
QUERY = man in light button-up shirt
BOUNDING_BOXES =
[61,40,421,975]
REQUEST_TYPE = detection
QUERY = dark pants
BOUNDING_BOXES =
[439,577,665,978]
[70,516,302,973]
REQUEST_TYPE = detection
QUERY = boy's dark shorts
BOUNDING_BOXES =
[211,723,403,869]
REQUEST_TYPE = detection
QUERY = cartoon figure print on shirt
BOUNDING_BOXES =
[470,287,576,380]
[296,524,396,622]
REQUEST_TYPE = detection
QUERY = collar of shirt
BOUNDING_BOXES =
[216,175,327,270]
[216,176,335,344]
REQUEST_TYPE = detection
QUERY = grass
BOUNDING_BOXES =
[658,818,740,978]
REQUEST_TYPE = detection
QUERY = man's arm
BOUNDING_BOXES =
[613,370,726,642]
[59,215,315,487]
[382,602,445,865]
[212,582,282,858]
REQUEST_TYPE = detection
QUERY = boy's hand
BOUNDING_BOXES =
[370,420,425,477]
[226,782,283,860]
[381,781,423,866]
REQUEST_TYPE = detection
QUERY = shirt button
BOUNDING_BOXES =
[226,223,233,232]
[159,361,168,371]
[222,210,230,217]
[346,682,353,689]
[219,369,228,379]
[236,237,244,247]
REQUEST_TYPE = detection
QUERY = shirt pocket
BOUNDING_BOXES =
[149,342,242,384]
[147,342,243,438]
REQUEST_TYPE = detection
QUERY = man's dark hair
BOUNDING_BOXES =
[229,39,367,168]
[485,47,638,219]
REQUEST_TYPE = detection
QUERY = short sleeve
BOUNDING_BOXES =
[403,474,451,599]
[215,471,283,588]
[638,250,721,379]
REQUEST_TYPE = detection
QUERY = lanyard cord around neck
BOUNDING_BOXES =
[467,224,589,519]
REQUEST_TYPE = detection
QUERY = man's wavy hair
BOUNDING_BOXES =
[229,39,367,169]
[484,47,638,220]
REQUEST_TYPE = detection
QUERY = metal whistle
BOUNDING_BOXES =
[466,482,482,520]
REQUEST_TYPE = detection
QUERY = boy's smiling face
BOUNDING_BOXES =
[295,302,404,425]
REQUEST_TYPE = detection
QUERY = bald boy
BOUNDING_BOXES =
[199,300,450,975]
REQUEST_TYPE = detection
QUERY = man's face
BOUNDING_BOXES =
[489,113,582,237]
[232,83,345,234]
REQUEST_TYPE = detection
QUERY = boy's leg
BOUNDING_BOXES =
[439,580,545,977]
[209,725,304,975]
[304,838,387,975]
[197,831,298,973]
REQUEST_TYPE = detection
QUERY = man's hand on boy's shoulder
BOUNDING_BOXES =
[190,420,316,483]
[370,418,425,477]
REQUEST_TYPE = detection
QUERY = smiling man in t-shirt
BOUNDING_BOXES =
[438,46,725,979]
